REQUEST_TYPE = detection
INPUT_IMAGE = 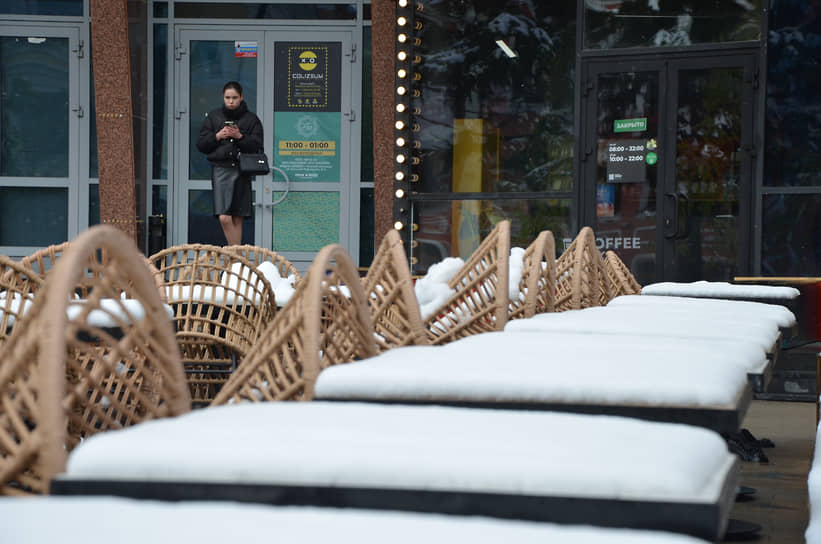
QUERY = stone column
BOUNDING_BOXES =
[90,0,138,242]
[372,0,395,248]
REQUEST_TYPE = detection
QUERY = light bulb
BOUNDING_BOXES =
[395,189,405,198]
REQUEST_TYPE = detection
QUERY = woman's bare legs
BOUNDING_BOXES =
[218,214,243,246]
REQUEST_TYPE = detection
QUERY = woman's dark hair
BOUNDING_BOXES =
[223,81,243,95]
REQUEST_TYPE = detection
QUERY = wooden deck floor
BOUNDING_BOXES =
[730,400,815,543]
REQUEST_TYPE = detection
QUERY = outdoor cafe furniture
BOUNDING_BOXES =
[363,230,428,353]
[149,244,277,405]
[554,226,612,312]
[0,255,42,349]
[505,302,789,393]
[210,243,375,404]
[806,401,821,544]
[603,250,642,297]
[314,330,753,434]
[423,220,511,345]
[0,226,190,495]
[507,230,556,320]
[641,280,801,303]
[51,401,739,541]
[0,496,713,544]
[226,244,302,283]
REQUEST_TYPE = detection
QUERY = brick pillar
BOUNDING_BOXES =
[372,0,396,248]
[90,0,138,242]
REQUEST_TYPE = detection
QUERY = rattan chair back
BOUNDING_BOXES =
[0,225,190,495]
[226,245,302,284]
[509,230,556,320]
[364,230,428,353]
[18,242,71,280]
[149,244,277,405]
[424,220,511,345]
[603,250,642,297]
[555,227,612,311]
[0,256,42,350]
[212,244,376,405]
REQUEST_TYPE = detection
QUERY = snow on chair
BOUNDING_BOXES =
[0,225,190,495]
[364,230,428,353]
[211,244,376,405]
[424,220,511,345]
[149,244,277,405]
[603,250,642,297]
[554,226,611,311]
[508,230,556,320]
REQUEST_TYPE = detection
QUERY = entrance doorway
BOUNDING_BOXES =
[580,52,758,285]
[174,26,356,270]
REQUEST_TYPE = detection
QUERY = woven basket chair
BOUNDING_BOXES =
[149,244,277,406]
[0,256,43,350]
[603,250,642,297]
[423,220,511,345]
[554,227,612,312]
[226,245,302,285]
[211,244,376,405]
[364,230,428,353]
[509,230,557,320]
[0,225,190,495]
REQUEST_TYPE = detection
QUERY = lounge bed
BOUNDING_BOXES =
[52,402,738,541]
[314,331,753,433]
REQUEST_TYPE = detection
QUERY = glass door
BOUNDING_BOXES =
[581,53,756,284]
[174,28,265,246]
[0,24,82,259]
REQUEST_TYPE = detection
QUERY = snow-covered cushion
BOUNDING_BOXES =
[642,281,799,300]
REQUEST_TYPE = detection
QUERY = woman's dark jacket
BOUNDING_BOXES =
[196,100,263,168]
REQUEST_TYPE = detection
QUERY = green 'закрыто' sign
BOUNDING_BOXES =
[614,118,647,133]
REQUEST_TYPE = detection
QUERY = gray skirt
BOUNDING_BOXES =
[212,165,253,217]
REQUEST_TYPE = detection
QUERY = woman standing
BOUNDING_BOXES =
[196,81,264,246]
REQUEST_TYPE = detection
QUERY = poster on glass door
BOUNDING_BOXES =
[273,42,341,182]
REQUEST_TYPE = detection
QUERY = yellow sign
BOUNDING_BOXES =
[279,140,336,156]
[298,50,318,71]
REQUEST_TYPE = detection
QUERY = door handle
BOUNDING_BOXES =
[676,193,691,239]
[663,193,678,239]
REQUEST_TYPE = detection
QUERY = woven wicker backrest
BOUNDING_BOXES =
[149,244,277,405]
[604,250,642,297]
[211,244,376,405]
[0,256,42,350]
[554,227,612,311]
[0,225,190,495]
[226,245,302,284]
[18,242,71,279]
[509,230,556,320]
[424,220,511,345]
[364,230,427,353]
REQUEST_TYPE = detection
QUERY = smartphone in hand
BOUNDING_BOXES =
[224,121,235,127]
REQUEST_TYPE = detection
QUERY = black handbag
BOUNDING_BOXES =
[238,152,270,175]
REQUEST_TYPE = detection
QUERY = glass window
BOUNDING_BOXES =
[0,36,69,178]
[153,2,168,18]
[89,183,100,226]
[584,0,762,49]
[272,191,339,251]
[174,3,356,20]
[411,197,572,274]
[152,184,168,217]
[153,24,168,179]
[359,187,374,266]
[0,187,68,246]
[764,2,821,187]
[361,26,373,182]
[188,189,254,245]
[761,193,821,276]
[0,0,82,16]
[414,3,576,195]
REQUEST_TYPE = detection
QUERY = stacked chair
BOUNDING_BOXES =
[0,256,42,349]
[508,230,556,320]
[554,226,611,311]
[148,245,277,405]
[0,225,190,495]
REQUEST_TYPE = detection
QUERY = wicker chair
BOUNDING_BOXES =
[0,256,42,350]
[0,225,190,495]
[603,250,642,297]
[149,245,277,405]
[554,227,611,311]
[423,220,511,345]
[18,242,71,280]
[211,244,376,405]
[509,230,557,320]
[364,230,428,353]
[225,245,302,285]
